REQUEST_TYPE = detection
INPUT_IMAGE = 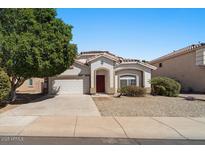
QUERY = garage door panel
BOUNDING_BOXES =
[51,77,89,94]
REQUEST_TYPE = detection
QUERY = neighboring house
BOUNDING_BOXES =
[48,51,156,95]
[16,78,44,93]
[150,43,205,93]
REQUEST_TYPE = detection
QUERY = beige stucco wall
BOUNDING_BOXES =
[151,51,205,92]
[57,62,90,76]
[16,78,44,93]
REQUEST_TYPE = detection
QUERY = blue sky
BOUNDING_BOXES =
[57,8,205,61]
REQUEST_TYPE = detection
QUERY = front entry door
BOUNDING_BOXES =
[96,75,105,93]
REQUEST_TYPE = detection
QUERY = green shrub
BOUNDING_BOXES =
[119,86,146,97]
[149,76,181,97]
[0,68,11,103]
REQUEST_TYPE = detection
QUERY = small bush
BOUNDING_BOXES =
[149,76,181,97]
[119,86,146,97]
[0,68,11,104]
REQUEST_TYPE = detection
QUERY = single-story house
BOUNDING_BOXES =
[150,43,205,93]
[48,51,156,94]
[16,78,44,93]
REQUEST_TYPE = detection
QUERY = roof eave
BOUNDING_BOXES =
[120,62,157,70]
[150,44,205,64]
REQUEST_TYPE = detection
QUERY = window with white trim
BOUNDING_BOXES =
[120,75,136,88]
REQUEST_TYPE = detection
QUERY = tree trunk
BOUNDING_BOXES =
[10,86,17,102]
[9,77,26,102]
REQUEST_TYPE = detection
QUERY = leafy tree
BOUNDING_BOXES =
[0,68,11,104]
[0,9,77,101]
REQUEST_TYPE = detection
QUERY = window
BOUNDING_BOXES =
[28,79,33,86]
[159,63,162,67]
[120,75,136,88]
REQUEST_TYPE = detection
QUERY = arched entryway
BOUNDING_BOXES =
[95,69,109,93]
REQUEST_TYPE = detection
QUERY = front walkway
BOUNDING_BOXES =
[1,116,205,140]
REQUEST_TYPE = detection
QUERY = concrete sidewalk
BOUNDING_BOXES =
[0,116,205,140]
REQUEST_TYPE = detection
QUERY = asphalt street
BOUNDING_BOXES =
[1,136,205,145]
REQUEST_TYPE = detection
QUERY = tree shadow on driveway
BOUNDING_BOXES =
[11,93,58,105]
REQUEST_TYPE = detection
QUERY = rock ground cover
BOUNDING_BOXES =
[93,95,205,117]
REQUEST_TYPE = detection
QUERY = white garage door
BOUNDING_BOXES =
[51,77,89,94]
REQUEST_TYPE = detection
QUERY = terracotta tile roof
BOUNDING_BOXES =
[75,59,87,64]
[150,43,205,64]
[80,51,118,57]
[122,58,141,62]
[77,51,156,69]
[86,52,120,63]
[120,59,157,70]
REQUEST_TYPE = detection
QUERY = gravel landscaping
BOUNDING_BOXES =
[93,95,205,117]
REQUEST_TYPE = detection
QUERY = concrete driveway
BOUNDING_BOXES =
[0,94,101,117]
